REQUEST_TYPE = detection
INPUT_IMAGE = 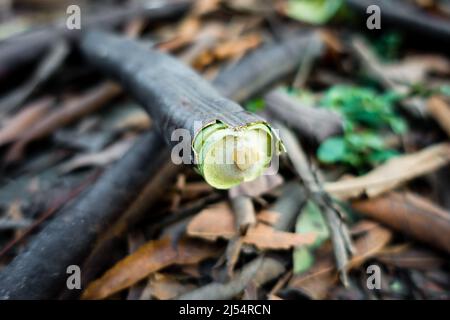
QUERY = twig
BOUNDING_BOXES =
[292,36,322,88]
[271,182,307,232]
[427,96,450,137]
[0,131,167,299]
[229,194,256,234]
[5,82,122,164]
[278,123,353,285]
[224,236,243,278]
[264,89,343,144]
[0,97,54,146]
[0,172,98,260]
[176,256,285,300]
[0,0,190,77]
[126,231,147,300]
[0,41,69,114]
[350,36,426,117]
[213,31,324,102]
[0,218,33,231]
[352,192,450,254]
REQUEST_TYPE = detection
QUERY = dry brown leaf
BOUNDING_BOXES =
[82,237,218,300]
[5,82,121,163]
[427,96,450,137]
[226,0,275,13]
[158,17,200,52]
[325,143,450,199]
[319,29,344,54]
[347,224,393,269]
[187,202,316,249]
[0,97,53,146]
[352,192,450,254]
[289,222,392,299]
[257,210,280,226]
[182,182,214,199]
[193,33,262,69]
[382,55,450,84]
[228,174,284,198]
[377,246,445,270]
[187,202,236,241]
[59,137,136,173]
[213,33,261,59]
[140,273,196,300]
[193,0,220,15]
[243,223,316,250]
[113,111,151,131]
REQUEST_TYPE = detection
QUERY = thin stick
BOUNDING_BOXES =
[264,89,343,144]
[278,123,353,285]
[213,31,324,102]
[0,41,69,114]
[176,256,285,300]
[229,194,256,234]
[0,0,190,77]
[0,131,167,299]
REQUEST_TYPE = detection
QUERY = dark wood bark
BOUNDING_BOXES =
[80,30,266,146]
[0,0,190,78]
[0,132,168,299]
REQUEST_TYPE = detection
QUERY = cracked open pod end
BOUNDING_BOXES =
[193,122,285,189]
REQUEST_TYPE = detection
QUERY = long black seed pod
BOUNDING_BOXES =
[81,31,283,189]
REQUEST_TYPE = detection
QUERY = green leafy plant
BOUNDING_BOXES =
[316,86,407,170]
[286,0,343,25]
[372,32,403,61]
[293,201,329,274]
[245,98,265,113]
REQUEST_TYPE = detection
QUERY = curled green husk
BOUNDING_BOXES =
[193,122,284,189]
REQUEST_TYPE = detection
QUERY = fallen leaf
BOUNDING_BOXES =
[192,0,220,15]
[228,174,284,198]
[0,97,53,146]
[82,237,219,300]
[382,55,450,84]
[187,202,316,250]
[289,222,392,299]
[293,201,329,274]
[59,137,136,173]
[187,202,236,241]
[193,33,262,69]
[377,246,445,270]
[244,223,316,250]
[140,273,196,300]
[5,82,121,163]
[213,33,261,60]
[325,143,450,199]
[257,210,280,226]
[158,17,200,52]
[427,96,450,137]
[352,192,450,254]
[113,111,151,131]
[226,0,274,13]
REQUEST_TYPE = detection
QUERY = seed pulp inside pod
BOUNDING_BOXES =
[193,122,281,189]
